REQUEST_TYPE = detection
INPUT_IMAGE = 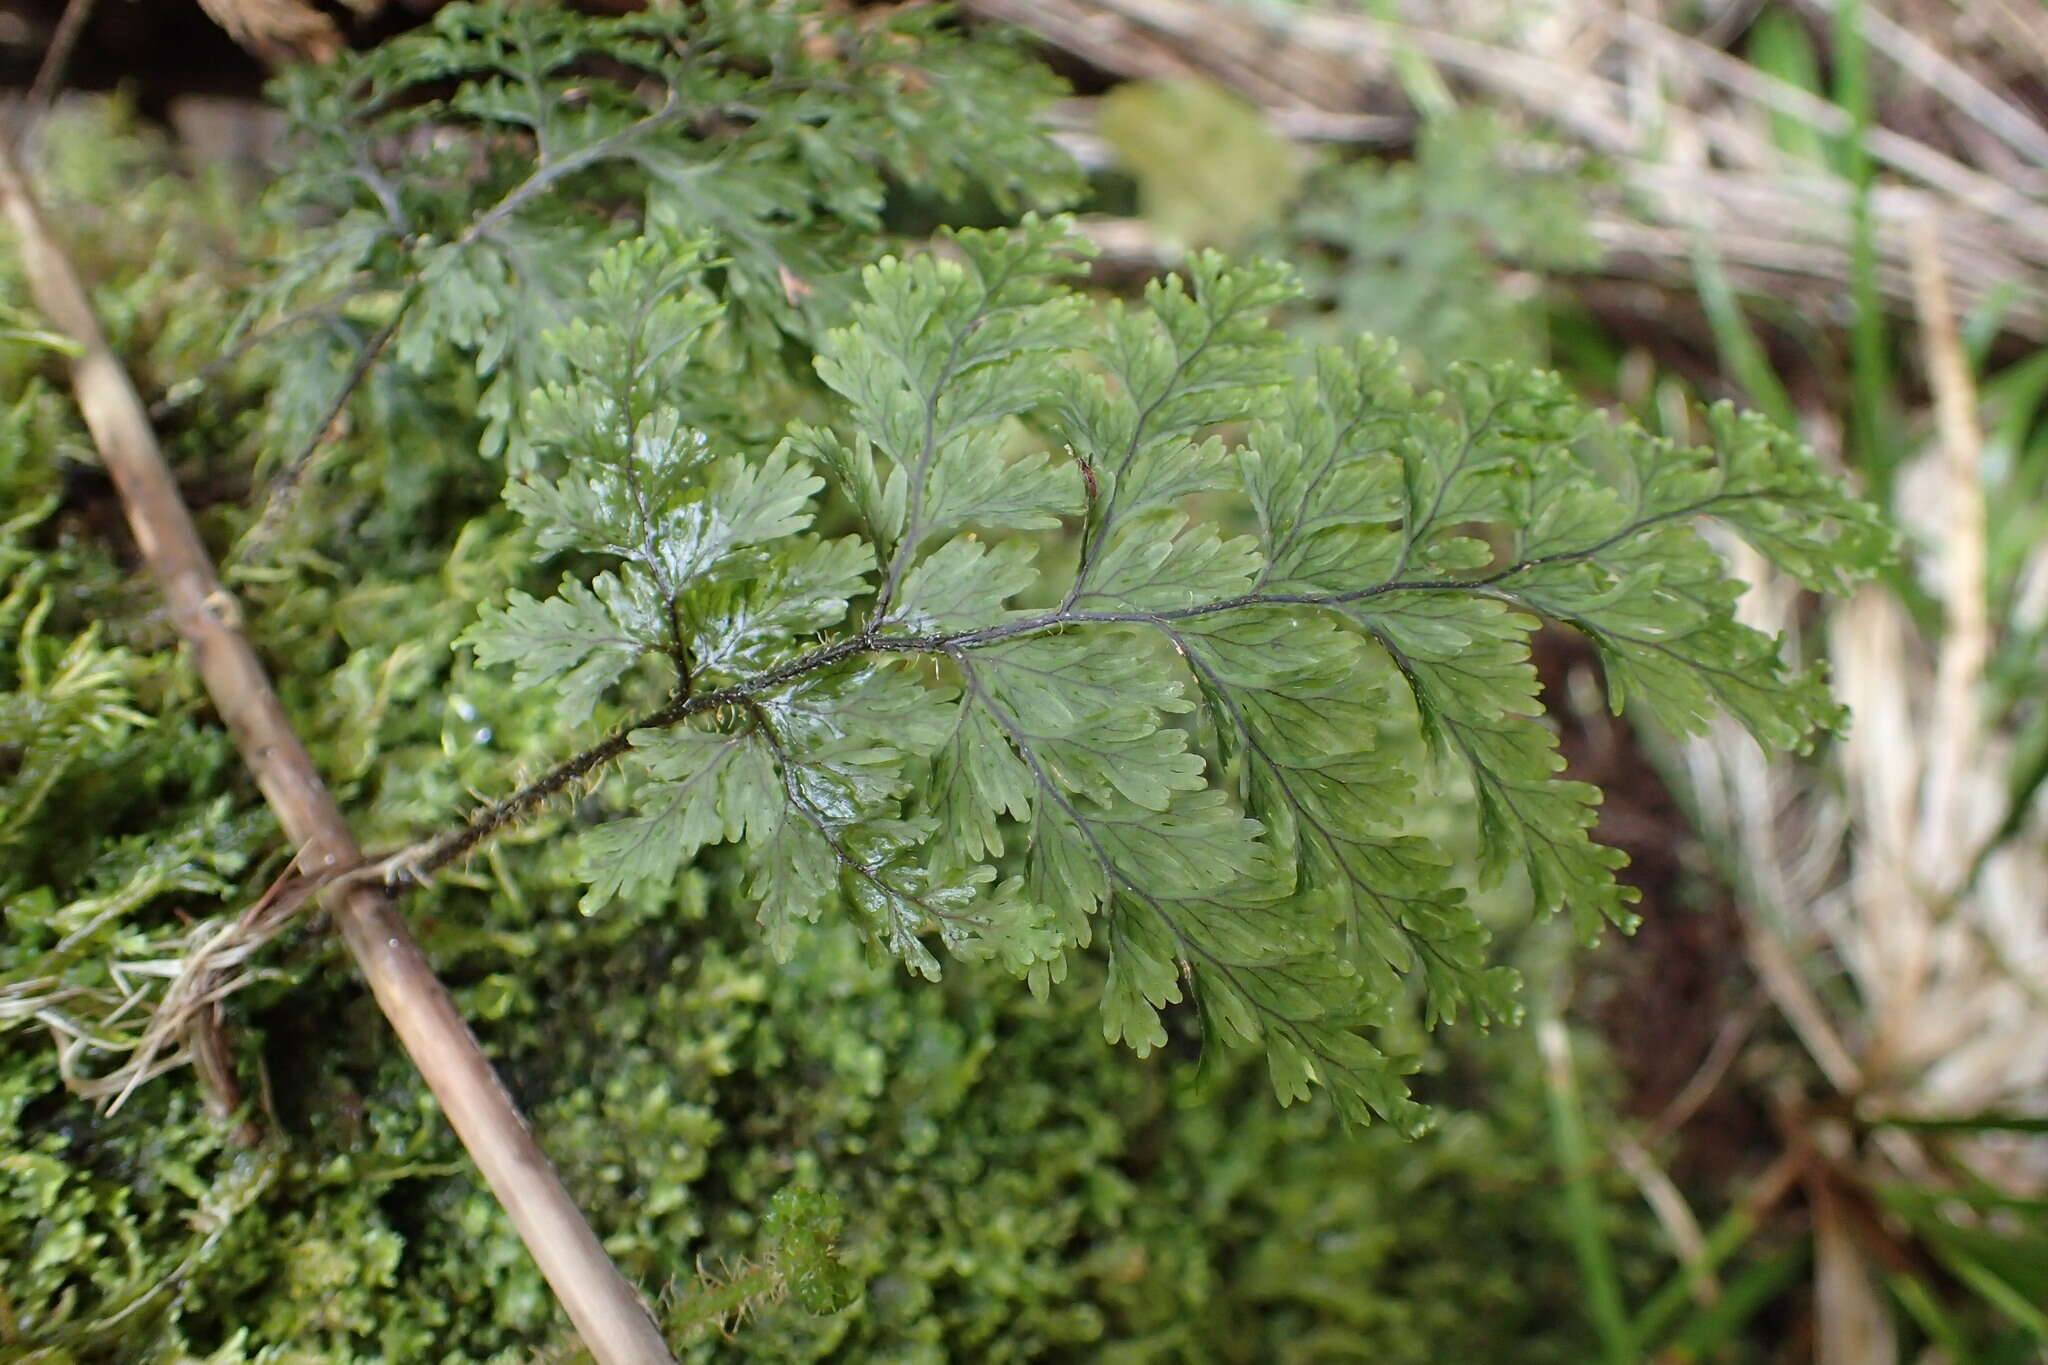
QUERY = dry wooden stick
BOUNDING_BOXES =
[17,0,99,144]
[0,134,674,1365]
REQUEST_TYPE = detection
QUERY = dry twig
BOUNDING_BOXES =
[0,129,674,1365]
[16,0,99,146]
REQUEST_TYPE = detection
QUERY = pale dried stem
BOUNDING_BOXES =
[1645,999,1763,1145]
[1669,308,2047,1196]
[0,132,673,1365]
[1612,1131,1718,1305]
[1910,211,1988,872]
[1811,1156,1899,1365]
[1594,7,2048,228]
[56,861,317,1123]
[1983,0,2048,71]
[1743,902,1864,1096]
[17,0,98,146]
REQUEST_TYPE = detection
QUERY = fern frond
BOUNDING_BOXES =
[254,0,1082,463]
[464,218,1887,1129]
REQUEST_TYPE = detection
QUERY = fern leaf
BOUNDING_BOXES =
[468,220,1886,1128]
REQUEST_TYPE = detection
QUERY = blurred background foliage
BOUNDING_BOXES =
[2,0,2046,1360]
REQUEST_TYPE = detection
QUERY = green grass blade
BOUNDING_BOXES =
[1667,1245,1811,1361]
[1881,1184,2048,1339]
[1629,1183,1777,1350]
[1689,230,1798,430]
[1947,1256,2048,1340]
[1866,1112,2048,1136]
[1538,1018,1632,1365]
[1746,9,1831,166]
[1832,0,1894,501]
[1890,1269,1976,1360]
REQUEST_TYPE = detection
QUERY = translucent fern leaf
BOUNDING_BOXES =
[465,240,839,713]
[578,726,779,911]
[467,220,1885,1128]
[685,536,875,685]
[811,217,1090,624]
[462,574,657,725]
[745,664,1059,977]
[1058,256,1297,544]
[1175,608,1517,1027]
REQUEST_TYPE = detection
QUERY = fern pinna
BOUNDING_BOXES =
[451,218,1883,1133]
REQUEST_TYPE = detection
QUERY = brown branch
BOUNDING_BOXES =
[0,132,674,1365]
[16,0,99,148]
[189,998,262,1148]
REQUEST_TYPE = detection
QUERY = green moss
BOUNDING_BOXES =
[1,95,1656,1365]
[4,875,1645,1363]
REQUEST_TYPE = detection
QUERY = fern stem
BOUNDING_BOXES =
[0,132,676,1365]
[458,98,689,249]
[148,277,378,422]
[402,635,871,880]
[235,285,420,569]
[404,464,1796,881]
[404,712,652,881]
[664,1262,782,1345]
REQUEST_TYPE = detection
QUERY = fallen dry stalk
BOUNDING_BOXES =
[0,133,674,1365]
[60,859,320,1123]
